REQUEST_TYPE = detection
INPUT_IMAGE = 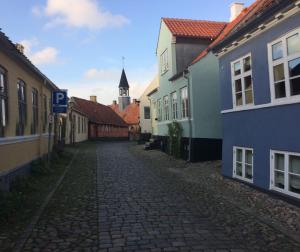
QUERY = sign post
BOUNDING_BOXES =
[48,90,68,164]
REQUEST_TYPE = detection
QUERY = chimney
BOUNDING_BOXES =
[90,95,97,103]
[16,43,24,54]
[113,100,117,105]
[230,2,244,21]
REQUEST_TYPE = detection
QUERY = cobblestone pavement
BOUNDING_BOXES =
[18,142,300,251]
[21,143,98,252]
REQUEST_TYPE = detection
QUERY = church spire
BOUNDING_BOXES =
[118,69,129,89]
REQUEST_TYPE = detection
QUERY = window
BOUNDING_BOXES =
[171,92,178,120]
[31,88,38,134]
[16,80,27,135]
[160,49,168,75]
[0,66,8,137]
[181,87,189,118]
[157,99,162,121]
[82,117,84,133]
[78,116,80,134]
[231,54,254,107]
[268,29,300,101]
[163,95,169,121]
[144,106,150,119]
[271,150,300,199]
[233,147,253,183]
[42,95,47,133]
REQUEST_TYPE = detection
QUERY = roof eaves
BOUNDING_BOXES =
[212,0,293,53]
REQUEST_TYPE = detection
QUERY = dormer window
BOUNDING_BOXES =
[268,28,300,101]
[160,49,168,75]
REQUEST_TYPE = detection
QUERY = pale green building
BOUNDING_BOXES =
[149,18,226,161]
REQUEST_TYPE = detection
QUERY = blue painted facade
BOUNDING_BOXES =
[219,12,300,194]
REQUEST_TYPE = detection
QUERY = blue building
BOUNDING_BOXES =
[212,0,300,199]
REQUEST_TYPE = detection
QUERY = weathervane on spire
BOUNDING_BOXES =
[122,56,125,69]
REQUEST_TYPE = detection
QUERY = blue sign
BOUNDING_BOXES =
[52,90,68,113]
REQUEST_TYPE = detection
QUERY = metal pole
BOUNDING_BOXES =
[47,87,53,166]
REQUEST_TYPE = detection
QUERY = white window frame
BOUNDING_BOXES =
[268,28,300,103]
[231,53,254,108]
[157,99,162,121]
[160,49,168,75]
[163,95,169,121]
[233,146,254,183]
[270,150,300,199]
[180,86,189,119]
[171,91,178,120]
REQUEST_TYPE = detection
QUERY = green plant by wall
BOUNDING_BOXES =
[168,121,182,159]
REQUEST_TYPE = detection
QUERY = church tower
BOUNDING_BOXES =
[118,69,131,111]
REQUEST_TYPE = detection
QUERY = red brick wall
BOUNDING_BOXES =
[89,123,128,139]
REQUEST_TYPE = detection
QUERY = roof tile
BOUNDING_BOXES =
[162,18,227,39]
[73,97,127,127]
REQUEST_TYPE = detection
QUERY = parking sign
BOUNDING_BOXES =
[53,90,68,113]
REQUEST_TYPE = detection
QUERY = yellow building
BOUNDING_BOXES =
[0,31,59,191]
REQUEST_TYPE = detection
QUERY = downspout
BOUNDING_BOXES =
[148,97,153,136]
[183,69,192,162]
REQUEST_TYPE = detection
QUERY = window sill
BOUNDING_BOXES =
[233,175,253,184]
[222,99,300,114]
[270,186,300,200]
[0,133,53,146]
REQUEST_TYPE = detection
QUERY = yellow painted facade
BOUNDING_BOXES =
[0,45,56,174]
[65,110,88,144]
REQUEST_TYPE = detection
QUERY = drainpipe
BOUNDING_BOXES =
[183,69,192,162]
[148,97,153,137]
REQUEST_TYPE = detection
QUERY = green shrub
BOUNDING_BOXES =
[168,121,182,159]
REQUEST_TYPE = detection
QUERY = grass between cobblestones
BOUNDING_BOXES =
[0,146,76,251]
[130,144,300,251]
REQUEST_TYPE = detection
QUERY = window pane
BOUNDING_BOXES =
[245,164,253,179]
[0,74,4,89]
[235,93,243,106]
[289,58,300,78]
[289,155,300,175]
[274,82,286,98]
[275,171,284,189]
[290,77,300,96]
[273,64,285,81]
[272,41,283,60]
[236,163,242,176]
[287,33,300,56]
[275,153,285,171]
[245,150,252,164]
[235,79,242,92]
[244,76,252,90]
[236,149,242,162]
[234,61,241,76]
[289,175,300,194]
[245,90,253,104]
[243,56,251,72]
[2,99,6,126]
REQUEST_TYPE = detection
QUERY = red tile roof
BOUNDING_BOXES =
[191,0,276,64]
[73,97,127,127]
[120,102,140,125]
[110,101,140,125]
[162,18,227,39]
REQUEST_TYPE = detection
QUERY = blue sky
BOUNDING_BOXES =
[0,0,254,104]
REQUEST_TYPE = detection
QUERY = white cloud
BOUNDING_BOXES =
[34,0,129,30]
[63,65,157,105]
[32,6,43,17]
[30,47,59,65]
[19,38,60,66]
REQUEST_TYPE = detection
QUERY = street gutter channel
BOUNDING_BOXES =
[13,149,79,252]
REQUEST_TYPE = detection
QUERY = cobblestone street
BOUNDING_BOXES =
[15,142,300,251]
